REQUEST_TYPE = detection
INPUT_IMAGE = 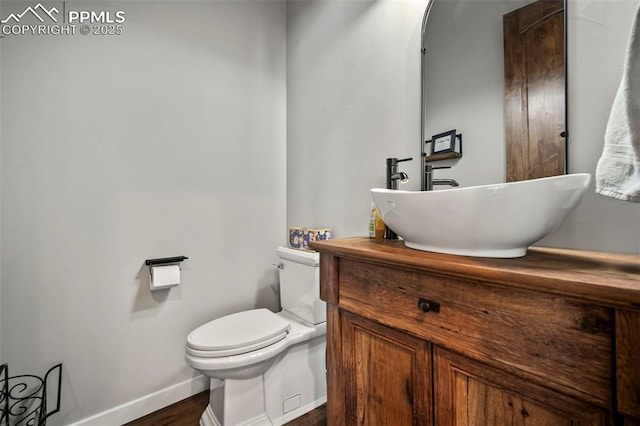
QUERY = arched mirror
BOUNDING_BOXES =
[421,0,567,190]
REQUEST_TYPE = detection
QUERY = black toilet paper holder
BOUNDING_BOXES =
[144,256,189,267]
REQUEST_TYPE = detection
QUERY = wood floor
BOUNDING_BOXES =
[124,391,326,426]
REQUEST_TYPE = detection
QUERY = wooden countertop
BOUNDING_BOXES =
[309,237,640,309]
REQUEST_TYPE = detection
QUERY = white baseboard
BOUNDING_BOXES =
[68,375,209,426]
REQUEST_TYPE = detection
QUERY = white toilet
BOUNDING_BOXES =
[185,247,327,426]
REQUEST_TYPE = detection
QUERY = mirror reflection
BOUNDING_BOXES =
[421,0,566,188]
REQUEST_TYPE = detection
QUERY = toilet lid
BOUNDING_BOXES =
[187,308,290,355]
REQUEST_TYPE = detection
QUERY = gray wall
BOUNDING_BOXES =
[287,0,640,254]
[286,0,431,235]
[0,0,2,361]
[1,1,286,424]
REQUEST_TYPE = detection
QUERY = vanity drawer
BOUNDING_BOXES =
[338,258,614,407]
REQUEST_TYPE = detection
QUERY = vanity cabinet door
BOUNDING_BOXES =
[616,310,640,422]
[434,347,609,426]
[341,311,432,425]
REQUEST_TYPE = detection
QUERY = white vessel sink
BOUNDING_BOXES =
[371,173,591,258]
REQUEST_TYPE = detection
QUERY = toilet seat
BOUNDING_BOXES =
[186,308,290,358]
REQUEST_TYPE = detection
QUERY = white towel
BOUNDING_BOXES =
[595,2,640,202]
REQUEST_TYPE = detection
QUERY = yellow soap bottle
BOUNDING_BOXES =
[369,203,385,239]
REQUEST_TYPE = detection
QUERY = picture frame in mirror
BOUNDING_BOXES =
[431,129,456,154]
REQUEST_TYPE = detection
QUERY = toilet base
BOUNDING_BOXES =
[199,334,326,426]
[199,396,326,426]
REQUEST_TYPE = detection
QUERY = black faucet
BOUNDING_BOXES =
[423,164,459,191]
[385,157,412,239]
[386,157,412,190]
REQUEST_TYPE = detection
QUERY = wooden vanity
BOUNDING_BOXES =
[309,237,640,425]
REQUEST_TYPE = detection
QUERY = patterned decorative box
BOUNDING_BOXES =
[288,227,332,251]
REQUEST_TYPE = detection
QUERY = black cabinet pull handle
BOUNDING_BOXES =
[418,298,440,313]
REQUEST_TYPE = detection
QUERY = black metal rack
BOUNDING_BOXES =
[0,363,62,426]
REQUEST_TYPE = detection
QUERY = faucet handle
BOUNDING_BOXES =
[425,165,451,171]
[387,157,413,167]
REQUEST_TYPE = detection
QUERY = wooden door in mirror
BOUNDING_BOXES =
[504,0,566,182]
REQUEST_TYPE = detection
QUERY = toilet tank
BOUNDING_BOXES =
[276,247,326,325]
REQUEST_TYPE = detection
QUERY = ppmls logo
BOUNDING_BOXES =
[1,3,59,24]
[1,2,126,37]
